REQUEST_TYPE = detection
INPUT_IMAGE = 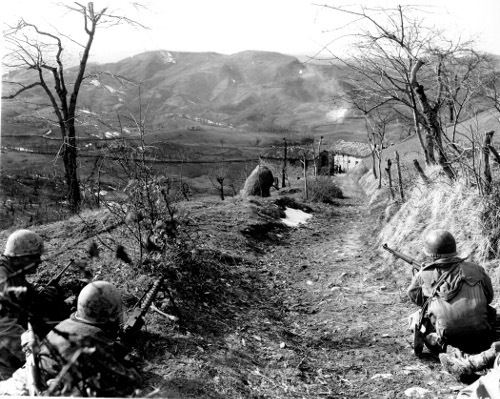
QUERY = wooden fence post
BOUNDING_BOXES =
[489,144,500,166]
[282,138,287,189]
[301,151,308,200]
[484,130,494,194]
[413,159,429,185]
[395,151,405,202]
[385,159,395,200]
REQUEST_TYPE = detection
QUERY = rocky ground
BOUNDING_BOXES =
[131,173,465,398]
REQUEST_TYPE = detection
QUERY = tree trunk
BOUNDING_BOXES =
[408,85,431,165]
[377,151,382,189]
[414,85,455,179]
[371,147,377,179]
[62,123,81,212]
[489,144,500,166]
[413,160,429,185]
[410,60,436,165]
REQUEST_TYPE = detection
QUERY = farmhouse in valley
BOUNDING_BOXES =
[259,139,371,175]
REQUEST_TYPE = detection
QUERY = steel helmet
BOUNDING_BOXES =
[423,230,457,259]
[4,229,44,257]
[75,281,122,325]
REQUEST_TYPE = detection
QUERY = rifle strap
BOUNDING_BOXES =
[418,261,462,328]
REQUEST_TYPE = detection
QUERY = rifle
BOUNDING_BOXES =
[121,277,165,342]
[44,259,75,288]
[39,259,75,293]
[22,321,44,396]
[382,244,422,274]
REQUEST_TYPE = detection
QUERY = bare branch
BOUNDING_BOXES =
[1,82,42,99]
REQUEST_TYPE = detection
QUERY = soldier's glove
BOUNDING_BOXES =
[407,309,421,332]
[34,285,60,303]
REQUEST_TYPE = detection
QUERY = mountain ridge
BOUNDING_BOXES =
[2,49,353,137]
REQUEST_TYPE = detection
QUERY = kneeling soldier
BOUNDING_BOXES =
[407,230,494,355]
[0,229,68,379]
[0,281,141,396]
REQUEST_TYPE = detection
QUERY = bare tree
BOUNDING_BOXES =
[2,2,146,211]
[480,58,500,114]
[210,161,227,201]
[365,110,394,189]
[315,5,485,180]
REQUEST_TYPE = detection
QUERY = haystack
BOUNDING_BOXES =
[240,165,274,198]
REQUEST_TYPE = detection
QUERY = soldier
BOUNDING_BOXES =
[0,281,141,396]
[0,229,69,379]
[407,229,494,355]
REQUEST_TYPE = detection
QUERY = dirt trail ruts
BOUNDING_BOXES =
[260,173,461,399]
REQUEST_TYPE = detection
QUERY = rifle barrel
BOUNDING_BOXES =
[141,277,164,312]
[43,259,75,289]
[382,244,421,269]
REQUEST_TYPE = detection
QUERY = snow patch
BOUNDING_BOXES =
[90,79,101,87]
[158,51,176,64]
[326,107,348,122]
[9,147,34,153]
[281,207,312,227]
[103,85,125,95]
[104,131,121,138]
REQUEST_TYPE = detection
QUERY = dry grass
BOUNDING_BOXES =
[377,166,487,261]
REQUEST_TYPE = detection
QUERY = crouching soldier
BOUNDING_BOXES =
[0,229,69,379]
[0,280,141,396]
[407,230,494,356]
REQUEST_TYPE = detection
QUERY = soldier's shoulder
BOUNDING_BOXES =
[459,260,489,275]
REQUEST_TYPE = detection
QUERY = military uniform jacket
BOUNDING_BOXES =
[0,256,30,378]
[407,257,494,351]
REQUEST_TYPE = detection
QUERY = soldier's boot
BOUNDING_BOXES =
[466,344,499,372]
[439,353,474,380]
[439,343,499,380]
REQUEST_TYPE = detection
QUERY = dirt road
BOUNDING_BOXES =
[251,173,462,398]
[56,172,465,398]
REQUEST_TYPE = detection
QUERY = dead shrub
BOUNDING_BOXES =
[481,182,500,259]
[309,177,343,203]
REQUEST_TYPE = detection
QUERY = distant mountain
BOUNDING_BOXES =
[2,50,352,137]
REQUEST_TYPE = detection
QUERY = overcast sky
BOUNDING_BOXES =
[2,0,500,64]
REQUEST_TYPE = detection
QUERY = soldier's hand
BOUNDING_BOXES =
[36,285,60,302]
[20,329,38,350]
